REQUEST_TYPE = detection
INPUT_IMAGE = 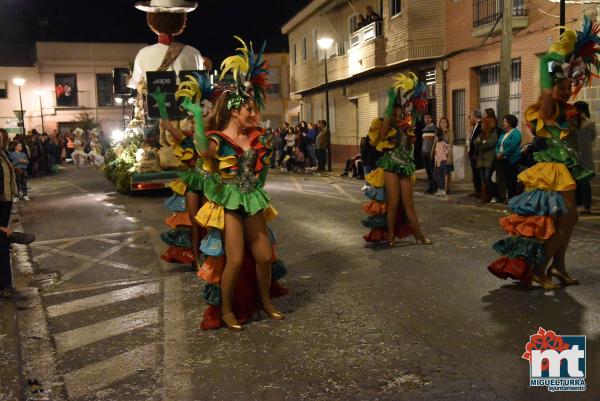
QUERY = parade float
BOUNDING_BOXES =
[103,0,208,192]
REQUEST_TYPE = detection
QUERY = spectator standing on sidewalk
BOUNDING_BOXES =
[432,120,451,196]
[9,142,29,200]
[475,114,499,203]
[437,117,454,194]
[573,101,596,214]
[315,120,330,171]
[0,130,17,295]
[305,122,318,168]
[273,129,283,168]
[467,110,483,198]
[495,114,522,202]
[421,114,437,194]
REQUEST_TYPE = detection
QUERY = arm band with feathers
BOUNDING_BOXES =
[384,88,398,119]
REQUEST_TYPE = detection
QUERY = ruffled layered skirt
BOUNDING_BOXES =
[194,178,288,330]
[487,147,594,284]
[361,147,416,242]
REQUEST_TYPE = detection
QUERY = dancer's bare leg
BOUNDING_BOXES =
[186,192,201,266]
[399,177,430,243]
[244,211,282,318]
[220,211,244,326]
[550,190,579,283]
[531,190,577,287]
[384,171,400,243]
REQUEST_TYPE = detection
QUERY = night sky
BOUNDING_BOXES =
[0,0,310,64]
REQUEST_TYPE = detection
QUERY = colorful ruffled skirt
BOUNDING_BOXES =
[487,140,594,285]
[159,168,208,265]
[194,179,288,330]
[361,147,416,242]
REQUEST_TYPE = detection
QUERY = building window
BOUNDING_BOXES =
[349,14,358,33]
[391,0,401,16]
[473,0,527,28]
[479,59,522,121]
[452,89,466,145]
[312,29,318,57]
[266,84,281,96]
[55,73,78,107]
[293,43,297,65]
[96,74,115,107]
[302,36,307,62]
[0,81,7,99]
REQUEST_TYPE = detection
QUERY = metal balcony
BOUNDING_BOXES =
[473,0,527,28]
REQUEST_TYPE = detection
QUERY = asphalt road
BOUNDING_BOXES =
[17,165,600,401]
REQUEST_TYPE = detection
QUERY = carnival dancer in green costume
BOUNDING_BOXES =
[154,72,217,268]
[178,37,287,331]
[362,73,432,246]
[488,17,598,289]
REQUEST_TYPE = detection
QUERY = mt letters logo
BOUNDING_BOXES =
[522,327,586,392]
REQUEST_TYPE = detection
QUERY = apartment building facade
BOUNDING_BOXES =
[282,0,445,163]
[444,1,600,195]
[284,0,600,195]
[0,42,146,136]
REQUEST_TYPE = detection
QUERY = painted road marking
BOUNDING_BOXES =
[439,227,470,236]
[46,282,159,318]
[43,278,160,296]
[33,230,143,245]
[162,275,191,400]
[53,307,159,353]
[64,343,157,399]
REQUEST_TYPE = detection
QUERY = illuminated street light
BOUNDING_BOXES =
[317,38,334,171]
[317,38,334,50]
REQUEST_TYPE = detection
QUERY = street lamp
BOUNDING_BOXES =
[317,37,334,172]
[35,89,45,133]
[12,77,26,136]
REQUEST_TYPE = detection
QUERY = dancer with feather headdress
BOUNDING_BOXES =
[487,17,598,289]
[174,37,287,331]
[361,72,432,246]
[154,72,218,267]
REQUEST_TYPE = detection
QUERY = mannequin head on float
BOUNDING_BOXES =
[146,12,187,37]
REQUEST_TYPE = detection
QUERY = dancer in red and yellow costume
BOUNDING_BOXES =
[488,18,597,289]
[362,73,432,246]
[158,73,219,268]
[178,37,287,330]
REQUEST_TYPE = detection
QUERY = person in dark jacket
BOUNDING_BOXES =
[468,110,483,198]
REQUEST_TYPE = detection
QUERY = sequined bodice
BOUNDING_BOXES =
[230,148,258,193]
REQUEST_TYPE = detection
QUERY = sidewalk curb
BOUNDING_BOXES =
[11,203,67,401]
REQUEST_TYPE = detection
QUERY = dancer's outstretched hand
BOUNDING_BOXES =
[180,97,203,117]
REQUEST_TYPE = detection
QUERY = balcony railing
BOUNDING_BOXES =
[350,21,382,48]
[473,0,527,28]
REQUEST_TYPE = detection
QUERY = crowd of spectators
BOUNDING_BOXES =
[271,120,330,173]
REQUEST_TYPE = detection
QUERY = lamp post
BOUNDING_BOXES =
[317,37,334,172]
[35,90,45,133]
[12,77,26,136]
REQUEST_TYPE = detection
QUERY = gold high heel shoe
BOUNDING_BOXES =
[258,303,285,320]
[531,274,560,290]
[414,233,433,245]
[222,312,243,331]
[548,267,579,286]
